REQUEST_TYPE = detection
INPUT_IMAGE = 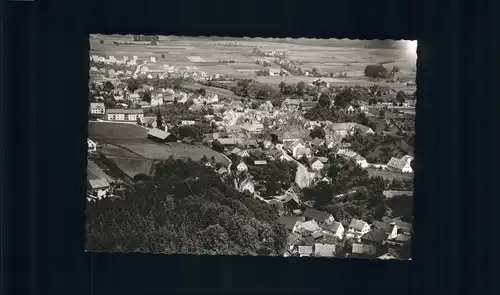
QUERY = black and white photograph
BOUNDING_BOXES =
[86,35,416,259]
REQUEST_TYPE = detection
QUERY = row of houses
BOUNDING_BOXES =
[279,207,412,258]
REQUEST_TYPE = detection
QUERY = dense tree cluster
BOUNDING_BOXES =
[245,160,298,197]
[173,123,213,141]
[86,158,287,255]
[302,160,391,226]
[343,133,414,164]
[364,64,389,79]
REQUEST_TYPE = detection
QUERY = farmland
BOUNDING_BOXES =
[90,35,417,87]
[116,141,230,166]
[88,122,148,142]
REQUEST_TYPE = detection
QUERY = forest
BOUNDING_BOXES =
[86,157,287,255]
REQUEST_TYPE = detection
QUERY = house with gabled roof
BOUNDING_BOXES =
[308,157,324,171]
[295,147,312,159]
[346,218,371,238]
[217,167,228,175]
[87,178,110,199]
[351,243,377,256]
[303,208,335,224]
[238,178,255,194]
[386,155,413,173]
[298,246,313,257]
[361,229,389,245]
[314,243,336,257]
[377,252,399,260]
[310,137,325,147]
[320,221,344,239]
[236,161,248,172]
[90,102,106,115]
[294,220,321,236]
[279,216,303,232]
[372,220,399,239]
[382,218,412,236]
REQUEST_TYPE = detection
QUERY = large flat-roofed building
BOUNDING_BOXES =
[105,108,144,121]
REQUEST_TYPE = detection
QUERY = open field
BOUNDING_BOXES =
[90,35,417,86]
[366,168,414,181]
[88,122,149,142]
[106,157,156,179]
[116,141,230,166]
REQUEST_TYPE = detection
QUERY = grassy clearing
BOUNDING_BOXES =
[88,122,148,141]
[118,141,230,166]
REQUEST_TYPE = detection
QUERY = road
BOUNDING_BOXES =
[133,60,148,78]
[275,146,311,189]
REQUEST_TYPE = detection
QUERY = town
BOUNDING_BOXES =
[86,35,416,260]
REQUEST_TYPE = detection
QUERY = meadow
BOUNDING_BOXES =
[117,141,230,166]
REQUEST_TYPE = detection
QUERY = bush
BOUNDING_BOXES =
[364,64,389,79]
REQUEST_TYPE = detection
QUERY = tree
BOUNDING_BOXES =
[279,81,286,93]
[86,159,286,255]
[256,89,267,99]
[327,164,341,179]
[143,92,152,103]
[156,107,164,129]
[364,64,388,78]
[197,88,207,96]
[396,90,407,103]
[212,139,224,153]
[311,67,319,76]
[310,127,325,139]
[173,97,178,104]
[103,81,115,91]
[379,110,385,117]
[334,88,356,108]
[161,53,165,59]
[100,40,104,44]
[296,81,306,96]
[318,93,331,108]
[283,85,294,95]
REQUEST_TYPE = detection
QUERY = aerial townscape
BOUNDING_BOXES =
[86,34,416,260]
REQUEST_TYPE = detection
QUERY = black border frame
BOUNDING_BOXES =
[6,0,495,294]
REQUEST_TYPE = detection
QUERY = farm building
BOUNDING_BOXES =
[87,159,114,184]
[106,108,144,121]
[386,155,413,173]
[147,128,172,142]
[87,178,111,199]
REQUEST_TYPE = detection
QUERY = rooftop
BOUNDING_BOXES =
[107,108,144,114]
[88,178,110,190]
